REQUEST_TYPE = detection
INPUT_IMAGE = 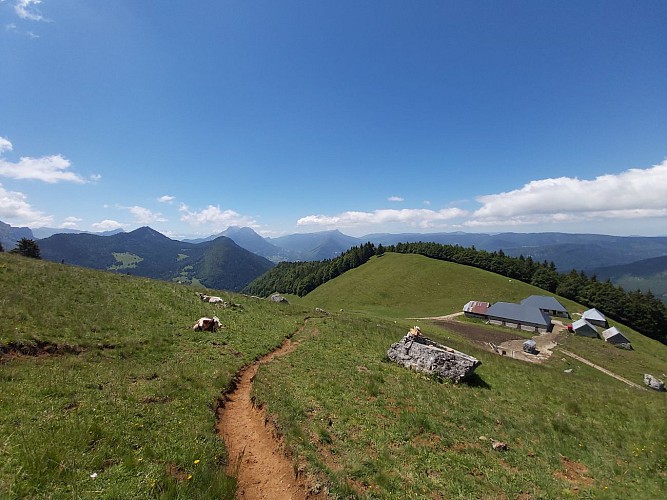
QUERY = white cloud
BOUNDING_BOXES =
[471,159,667,225]
[179,204,258,230]
[127,206,167,224]
[0,183,53,226]
[15,0,45,21]
[91,219,125,231]
[0,137,12,154]
[297,207,469,229]
[158,195,175,203]
[60,216,82,229]
[90,173,102,182]
[0,137,86,183]
[388,196,404,202]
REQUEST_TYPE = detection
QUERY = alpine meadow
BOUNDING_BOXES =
[1,245,666,498]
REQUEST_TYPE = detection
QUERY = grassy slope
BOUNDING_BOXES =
[3,252,666,499]
[256,253,667,498]
[297,253,566,317]
[0,253,307,499]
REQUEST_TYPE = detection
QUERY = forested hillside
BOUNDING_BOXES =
[244,241,667,344]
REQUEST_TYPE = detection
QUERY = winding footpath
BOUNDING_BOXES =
[216,329,322,499]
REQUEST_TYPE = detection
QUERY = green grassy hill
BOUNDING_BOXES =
[2,251,666,498]
[297,253,562,317]
[0,253,305,498]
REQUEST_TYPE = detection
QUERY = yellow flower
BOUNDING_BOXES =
[194,459,200,464]
[187,474,192,480]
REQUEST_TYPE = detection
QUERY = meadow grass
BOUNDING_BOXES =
[2,251,666,499]
[0,253,307,498]
[253,315,667,498]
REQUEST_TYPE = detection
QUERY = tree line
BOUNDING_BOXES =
[244,241,667,344]
[243,242,378,297]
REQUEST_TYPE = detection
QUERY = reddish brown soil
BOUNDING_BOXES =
[432,319,525,345]
[217,331,324,499]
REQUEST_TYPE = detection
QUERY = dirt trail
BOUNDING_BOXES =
[559,349,646,390]
[217,330,322,499]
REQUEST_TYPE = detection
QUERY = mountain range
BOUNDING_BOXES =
[36,226,273,292]
[2,220,667,297]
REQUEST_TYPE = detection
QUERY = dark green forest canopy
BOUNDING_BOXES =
[244,241,667,344]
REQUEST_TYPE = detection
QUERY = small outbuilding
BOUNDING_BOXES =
[570,318,599,338]
[486,302,553,333]
[582,308,609,328]
[602,326,631,347]
[520,295,569,318]
[463,300,491,319]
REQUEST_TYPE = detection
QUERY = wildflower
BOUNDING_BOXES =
[187,474,192,480]
[194,459,200,464]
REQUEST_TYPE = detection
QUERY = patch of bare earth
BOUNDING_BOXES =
[432,319,564,364]
[0,341,83,363]
[553,455,595,493]
[217,328,325,499]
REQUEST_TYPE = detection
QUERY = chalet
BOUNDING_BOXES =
[570,318,599,338]
[486,302,553,333]
[520,295,569,318]
[602,326,631,346]
[463,300,491,319]
[582,308,608,328]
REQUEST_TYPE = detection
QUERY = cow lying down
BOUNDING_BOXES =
[198,292,225,304]
[192,316,222,332]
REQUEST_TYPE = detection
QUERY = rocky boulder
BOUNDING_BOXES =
[269,293,289,304]
[387,335,481,383]
[644,374,665,392]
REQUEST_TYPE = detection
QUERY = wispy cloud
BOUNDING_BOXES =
[91,219,125,231]
[0,182,53,226]
[297,207,469,229]
[469,159,667,225]
[127,205,167,224]
[60,216,82,229]
[0,136,86,183]
[388,196,404,202]
[179,204,258,230]
[297,159,667,233]
[158,195,175,204]
[14,0,45,21]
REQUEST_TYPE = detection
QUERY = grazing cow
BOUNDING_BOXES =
[192,316,222,332]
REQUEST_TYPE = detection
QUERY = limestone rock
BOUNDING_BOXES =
[270,293,289,304]
[644,374,665,392]
[387,335,481,383]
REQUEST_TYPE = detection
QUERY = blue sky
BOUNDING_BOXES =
[1,1,666,238]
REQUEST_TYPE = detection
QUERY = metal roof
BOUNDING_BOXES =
[486,302,552,327]
[520,295,568,313]
[583,308,606,322]
[602,326,630,343]
[463,300,490,315]
[571,318,598,335]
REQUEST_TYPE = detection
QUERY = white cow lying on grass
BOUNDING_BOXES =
[192,316,222,332]
[197,292,225,304]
